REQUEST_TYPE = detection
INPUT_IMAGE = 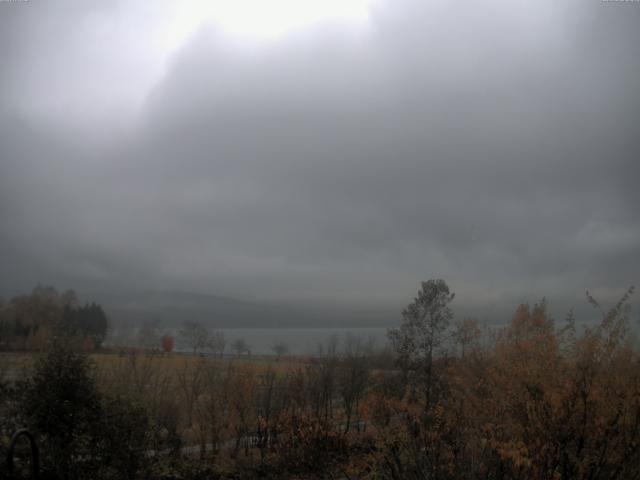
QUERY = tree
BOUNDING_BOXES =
[207,330,226,357]
[21,340,101,478]
[161,334,175,353]
[179,321,209,355]
[0,287,109,352]
[95,395,152,480]
[388,278,454,406]
[2,285,63,350]
[60,289,79,309]
[21,340,152,479]
[84,302,109,348]
[136,323,160,353]
[453,317,481,358]
[339,334,370,432]
[61,302,109,349]
[271,341,289,360]
[231,337,250,357]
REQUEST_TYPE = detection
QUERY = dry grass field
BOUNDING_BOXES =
[0,350,306,372]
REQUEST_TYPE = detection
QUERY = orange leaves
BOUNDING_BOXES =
[161,335,175,353]
[453,318,482,358]
[12,286,636,479]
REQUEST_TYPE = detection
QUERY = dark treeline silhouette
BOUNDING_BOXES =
[0,285,108,351]
[0,279,638,479]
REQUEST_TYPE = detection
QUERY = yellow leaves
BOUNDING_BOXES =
[490,438,532,468]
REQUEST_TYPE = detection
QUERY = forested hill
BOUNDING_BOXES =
[90,290,397,329]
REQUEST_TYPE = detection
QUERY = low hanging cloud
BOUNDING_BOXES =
[1,0,639,320]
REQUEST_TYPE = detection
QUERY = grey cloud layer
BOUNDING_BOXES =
[1,0,639,318]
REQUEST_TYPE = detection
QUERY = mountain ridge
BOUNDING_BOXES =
[83,289,396,329]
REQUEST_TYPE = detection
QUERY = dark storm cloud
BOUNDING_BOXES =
[1,0,639,319]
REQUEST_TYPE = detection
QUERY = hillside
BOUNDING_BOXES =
[89,290,396,329]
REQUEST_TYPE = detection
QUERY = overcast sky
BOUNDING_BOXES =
[1,0,639,318]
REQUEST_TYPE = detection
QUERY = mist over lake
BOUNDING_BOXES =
[203,327,388,355]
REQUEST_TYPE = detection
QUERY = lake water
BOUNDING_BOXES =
[212,327,390,355]
[109,326,392,355]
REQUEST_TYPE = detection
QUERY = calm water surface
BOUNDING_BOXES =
[214,327,389,355]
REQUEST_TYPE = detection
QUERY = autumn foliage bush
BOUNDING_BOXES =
[2,282,638,480]
[364,286,640,480]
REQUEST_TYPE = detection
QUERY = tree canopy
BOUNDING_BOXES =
[0,285,109,351]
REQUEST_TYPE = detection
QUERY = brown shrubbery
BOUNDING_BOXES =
[1,282,638,479]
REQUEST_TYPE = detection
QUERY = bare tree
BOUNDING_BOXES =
[207,330,226,357]
[271,341,289,360]
[307,337,340,424]
[176,358,205,434]
[195,363,225,455]
[231,337,250,357]
[136,322,160,353]
[254,368,282,461]
[340,334,370,432]
[179,321,209,355]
